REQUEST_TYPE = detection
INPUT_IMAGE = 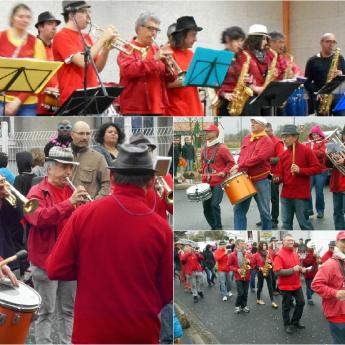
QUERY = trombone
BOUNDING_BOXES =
[2,180,38,214]
[155,176,173,205]
[66,177,93,202]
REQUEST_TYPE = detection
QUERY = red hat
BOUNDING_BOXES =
[205,124,219,134]
[336,231,345,241]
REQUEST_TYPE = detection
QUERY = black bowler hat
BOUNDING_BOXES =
[61,1,90,14]
[107,144,156,175]
[35,11,61,28]
[281,124,300,136]
[129,134,157,151]
[174,16,203,33]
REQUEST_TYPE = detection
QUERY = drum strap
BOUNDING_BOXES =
[204,144,219,181]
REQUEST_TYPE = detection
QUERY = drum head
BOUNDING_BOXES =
[0,279,41,311]
[186,183,210,194]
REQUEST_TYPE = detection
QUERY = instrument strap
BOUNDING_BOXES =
[204,144,219,181]
[336,258,345,281]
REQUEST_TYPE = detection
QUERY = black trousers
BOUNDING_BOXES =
[281,287,305,326]
[271,182,280,223]
[202,185,224,230]
[270,268,278,291]
[235,280,249,308]
[257,271,274,301]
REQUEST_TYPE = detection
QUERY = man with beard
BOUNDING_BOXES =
[44,120,73,156]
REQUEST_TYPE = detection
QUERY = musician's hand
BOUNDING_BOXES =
[335,290,345,300]
[244,74,253,85]
[316,94,323,101]
[217,172,226,178]
[334,157,345,166]
[0,265,19,287]
[301,267,307,274]
[293,265,302,272]
[230,164,239,175]
[155,45,172,61]
[332,69,343,78]
[0,177,9,200]
[291,164,300,174]
[237,269,242,274]
[70,186,89,206]
[4,98,21,116]
[272,176,281,184]
[250,85,264,95]
[101,25,118,43]
[223,92,235,102]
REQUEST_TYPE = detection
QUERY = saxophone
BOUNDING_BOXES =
[263,48,278,88]
[239,256,251,279]
[227,51,253,116]
[319,48,341,116]
[262,255,272,277]
[283,54,294,79]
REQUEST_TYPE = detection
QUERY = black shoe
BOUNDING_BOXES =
[293,322,305,329]
[198,292,204,299]
[256,221,262,227]
[272,221,278,229]
[317,212,324,219]
[285,325,294,334]
[193,296,198,303]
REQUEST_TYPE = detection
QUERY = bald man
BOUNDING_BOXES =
[71,121,110,199]
[305,33,345,115]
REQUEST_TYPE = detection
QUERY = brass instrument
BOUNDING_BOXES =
[155,176,173,205]
[262,255,272,277]
[66,177,93,202]
[319,48,340,116]
[263,48,278,88]
[227,50,253,116]
[91,24,149,58]
[2,180,38,214]
[325,128,345,176]
[239,255,251,279]
[283,54,294,79]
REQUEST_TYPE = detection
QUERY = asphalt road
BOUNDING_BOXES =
[175,276,332,344]
[174,187,335,230]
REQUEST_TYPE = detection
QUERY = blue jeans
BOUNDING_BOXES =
[305,278,314,300]
[202,184,224,229]
[308,171,328,214]
[250,269,256,289]
[281,198,314,230]
[0,102,37,116]
[333,192,345,230]
[186,159,193,171]
[329,322,345,344]
[205,267,215,285]
[218,271,231,297]
[160,303,173,344]
[234,178,272,230]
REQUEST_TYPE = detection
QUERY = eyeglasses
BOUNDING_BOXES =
[58,125,72,131]
[323,40,337,44]
[73,131,91,136]
[142,25,161,33]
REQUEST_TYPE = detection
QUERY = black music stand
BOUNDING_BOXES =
[317,75,345,95]
[55,85,124,116]
[250,80,301,116]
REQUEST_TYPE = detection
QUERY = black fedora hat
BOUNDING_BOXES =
[129,133,157,151]
[35,11,61,28]
[281,124,300,136]
[61,1,90,14]
[108,144,156,174]
[174,16,203,33]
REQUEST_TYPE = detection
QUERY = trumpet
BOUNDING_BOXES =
[1,180,38,214]
[155,176,173,205]
[91,24,149,57]
[66,177,93,202]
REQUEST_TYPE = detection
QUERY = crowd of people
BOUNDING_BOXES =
[174,233,345,343]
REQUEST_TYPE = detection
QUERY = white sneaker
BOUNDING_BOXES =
[222,296,228,302]
[234,307,241,314]
[228,291,233,297]
[242,306,250,313]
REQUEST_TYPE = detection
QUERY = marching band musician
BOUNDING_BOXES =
[274,234,307,334]
[0,3,46,116]
[273,124,321,230]
[165,16,203,116]
[35,11,61,115]
[117,12,174,116]
[228,239,251,314]
[53,0,117,106]
[199,124,235,230]
[230,117,274,230]
[129,134,173,220]
[321,240,336,263]
[24,146,89,344]
[253,241,278,309]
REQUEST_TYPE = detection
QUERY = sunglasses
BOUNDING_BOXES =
[58,125,72,131]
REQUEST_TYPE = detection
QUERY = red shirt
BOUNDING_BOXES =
[268,134,284,175]
[245,50,267,86]
[305,140,327,171]
[227,250,251,281]
[321,250,334,264]
[214,248,230,272]
[253,251,272,269]
[238,134,274,182]
[302,249,318,279]
[180,252,203,275]
[46,184,172,344]
[275,141,322,199]
[328,162,345,193]
[53,28,98,106]
[200,143,235,186]
[165,48,203,116]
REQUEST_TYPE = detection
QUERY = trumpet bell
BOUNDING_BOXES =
[23,198,39,214]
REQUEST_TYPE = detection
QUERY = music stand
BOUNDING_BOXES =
[183,47,234,88]
[250,80,301,116]
[317,75,345,114]
[55,85,124,116]
[0,57,62,116]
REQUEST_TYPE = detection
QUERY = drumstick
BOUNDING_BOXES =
[0,250,27,269]
[292,142,296,176]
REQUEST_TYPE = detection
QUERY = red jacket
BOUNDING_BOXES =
[305,140,327,171]
[268,247,278,261]
[24,177,74,270]
[253,251,273,270]
[200,143,235,186]
[274,247,301,291]
[245,50,267,86]
[227,250,251,281]
[269,134,285,175]
[214,248,230,272]
[46,184,172,344]
[180,252,204,275]
[312,256,345,322]
[302,249,318,279]
[321,250,334,264]
[117,40,173,115]
[238,134,274,182]
[275,141,322,199]
[328,165,345,193]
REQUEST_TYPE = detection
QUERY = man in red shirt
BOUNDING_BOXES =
[231,117,274,230]
[165,16,203,116]
[25,146,88,344]
[53,1,116,106]
[117,12,173,115]
[312,231,345,344]
[274,234,307,334]
[321,241,336,263]
[35,11,61,115]
[200,124,235,230]
[273,124,321,230]
[46,144,173,344]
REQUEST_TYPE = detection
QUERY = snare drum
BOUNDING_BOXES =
[43,90,60,113]
[222,172,257,205]
[186,183,212,202]
[0,279,41,344]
